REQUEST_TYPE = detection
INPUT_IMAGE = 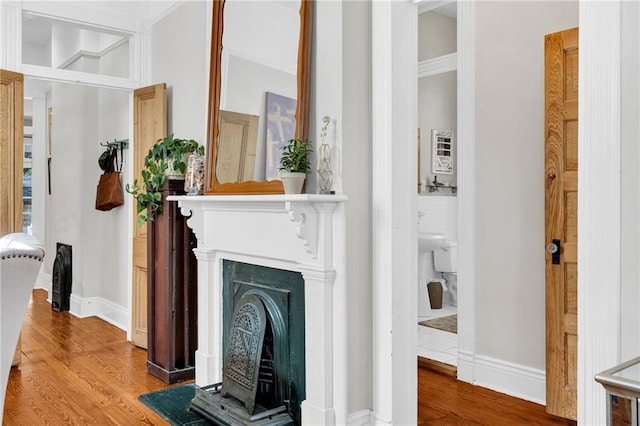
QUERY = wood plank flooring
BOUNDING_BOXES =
[5,290,578,425]
[418,367,577,425]
[4,290,176,425]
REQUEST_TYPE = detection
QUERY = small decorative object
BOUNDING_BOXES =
[126,135,204,224]
[278,138,312,194]
[317,116,334,194]
[184,154,205,195]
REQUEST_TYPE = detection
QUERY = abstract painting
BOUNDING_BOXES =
[265,92,296,180]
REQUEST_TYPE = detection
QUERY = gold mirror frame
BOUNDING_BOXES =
[204,0,313,194]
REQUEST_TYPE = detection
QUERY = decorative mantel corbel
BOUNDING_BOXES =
[285,201,316,259]
[285,200,343,263]
[178,205,203,242]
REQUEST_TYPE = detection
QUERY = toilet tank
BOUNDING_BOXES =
[434,241,458,273]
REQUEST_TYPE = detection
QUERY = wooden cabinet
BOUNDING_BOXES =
[146,180,197,383]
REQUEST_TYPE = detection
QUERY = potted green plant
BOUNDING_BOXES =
[278,138,312,194]
[126,135,204,224]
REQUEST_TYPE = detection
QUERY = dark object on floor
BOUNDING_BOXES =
[138,384,212,425]
[426,281,443,309]
[419,314,457,334]
[52,243,72,312]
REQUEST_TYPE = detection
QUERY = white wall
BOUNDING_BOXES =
[418,11,457,188]
[475,1,578,369]
[51,24,82,69]
[22,41,49,67]
[340,0,373,415]
[620,0,640,361]
[96,43,131,309]
[418,71,457,187]
[47,80,87,297]
[223,0,298,75]
[418,10,456,61]
[151,0,208,144]
[44,42,129,323]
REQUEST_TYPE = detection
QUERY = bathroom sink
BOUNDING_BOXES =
[418,232,445,252]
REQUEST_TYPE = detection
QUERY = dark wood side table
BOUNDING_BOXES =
[146,179,197,383]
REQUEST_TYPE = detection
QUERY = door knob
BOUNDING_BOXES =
[547,239,561,264]
[548,172,557,180]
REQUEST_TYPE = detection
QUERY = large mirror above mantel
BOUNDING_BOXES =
[205,0,313,194]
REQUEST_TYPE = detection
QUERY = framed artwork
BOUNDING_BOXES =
[264,92,296,180]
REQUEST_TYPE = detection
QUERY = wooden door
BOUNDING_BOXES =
[131,84,167,349]
[544,27,578,420]
[0,69,24,236]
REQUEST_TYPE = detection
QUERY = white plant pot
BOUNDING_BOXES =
[165,153,190,179]
[279,171,306,194]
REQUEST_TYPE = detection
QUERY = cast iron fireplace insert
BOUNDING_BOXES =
[190,260,305,425]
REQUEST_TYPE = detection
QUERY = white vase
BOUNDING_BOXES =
[165,153,190,179]
[279,171,306,194]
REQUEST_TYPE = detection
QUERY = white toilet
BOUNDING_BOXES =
[433,241,458,307]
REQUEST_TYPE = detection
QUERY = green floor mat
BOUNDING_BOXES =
[138,384,213,425]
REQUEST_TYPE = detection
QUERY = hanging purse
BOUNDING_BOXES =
[95,144,124,211]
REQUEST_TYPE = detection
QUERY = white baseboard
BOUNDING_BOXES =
[370,411,391,426]
[457,349,475,383]
[68,294,128,332]
[472,354,546,405]
[350,355,544,426]
[34,272,52,295]
[36,274,128,332]
[347,409,371,426]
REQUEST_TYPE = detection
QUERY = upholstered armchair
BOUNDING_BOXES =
[0,233,44,421]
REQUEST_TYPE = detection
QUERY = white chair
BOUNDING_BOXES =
[0,233,44,421]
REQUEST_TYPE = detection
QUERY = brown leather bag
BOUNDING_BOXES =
[95,144,124,211]
[95,171,123,211]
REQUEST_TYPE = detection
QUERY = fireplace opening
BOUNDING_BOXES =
[257,323,277,408]
[190,261,305,425]
[52,243,72,312]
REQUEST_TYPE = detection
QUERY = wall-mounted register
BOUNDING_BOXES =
[431,129,454,175]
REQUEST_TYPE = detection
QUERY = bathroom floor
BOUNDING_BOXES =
[417,305,457,366]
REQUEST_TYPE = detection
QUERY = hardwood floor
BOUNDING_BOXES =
[6,290,578,425]
[418,367,577,425]
[4,290,177,425]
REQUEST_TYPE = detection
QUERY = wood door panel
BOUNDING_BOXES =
[0,69,24,236]
[565,192,577,242]
[565,122,578,170]
[131,84,167,349]
[565,265,578,314]
[564,53,578,102]
[131,266,148,344]
[545,27,578,420]
[216,110,258,184]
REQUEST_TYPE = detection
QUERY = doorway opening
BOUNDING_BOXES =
[416,0,459,370]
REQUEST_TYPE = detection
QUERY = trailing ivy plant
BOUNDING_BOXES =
[278,139,312,173]
[126,135,204,225]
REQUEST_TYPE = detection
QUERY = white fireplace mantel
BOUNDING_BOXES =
[169,194,348,425]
